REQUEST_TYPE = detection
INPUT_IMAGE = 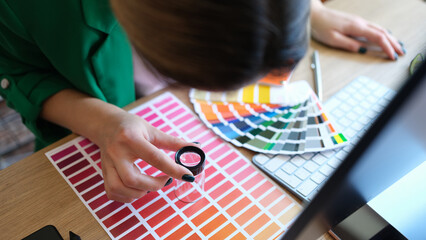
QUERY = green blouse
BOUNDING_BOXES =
[0,0,134,150]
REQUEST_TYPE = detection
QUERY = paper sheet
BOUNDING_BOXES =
[45,92,301,240]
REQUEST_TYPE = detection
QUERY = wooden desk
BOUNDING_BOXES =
[1,0,425,239]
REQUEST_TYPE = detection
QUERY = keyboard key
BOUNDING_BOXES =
[290,155,306,167]
[360,88,370,96]
[378,98,390,107]
[332,108,345,118]
[338,117,352,127]
[343,144,354,152]
[344,128,357,138]
[358,115,371,125]
[372,104,384,113]
[353,93,364,101]
[300,152,315,160]
[352,133,362,142]
[308,190,319,201]
[312,154,328,165]
[360,101,372,109]
[366,81,379,91]
[334,151,348,160]
[351,122,364,131]
[353,106,365,116]
[321,150,335,158]
[339,103,352,112]
[346,112,358,121]
[346,98,358,107]
[264,155,289,172]
[325,98,340,111]
[336,91,349,101]
[275,170,301,188]
[345,86,356,94]
[366,110,377,119]
[297,179,318,197]
[311,172,326,184]
[327,158,341,168]
[295,168,310,180]
[282,162,297,174]
[366,95,379,104]
[384,91,395,100]
[320,164,334,176]
[373,87,388,98]
[304,161,320,173]
[252,154,269,165]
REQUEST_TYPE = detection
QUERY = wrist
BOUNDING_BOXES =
[41,89,128,146]
[82,102,128,146]
[311,0,326,19]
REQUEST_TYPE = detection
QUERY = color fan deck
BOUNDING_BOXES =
[190,81,348,155]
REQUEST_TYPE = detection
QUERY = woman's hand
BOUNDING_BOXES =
[310,0,405,60]
[42,89,195,203]
[96,112,195,203]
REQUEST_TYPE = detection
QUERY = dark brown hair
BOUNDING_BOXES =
[110,0,310,90]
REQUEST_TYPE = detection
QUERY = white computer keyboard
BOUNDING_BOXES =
[252,76,396,202]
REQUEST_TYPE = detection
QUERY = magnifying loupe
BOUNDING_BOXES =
[174,146,206,203]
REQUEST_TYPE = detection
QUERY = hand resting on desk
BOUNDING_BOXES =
[311,0,406,60]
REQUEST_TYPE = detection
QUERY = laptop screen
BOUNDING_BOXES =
[282,61,426,240]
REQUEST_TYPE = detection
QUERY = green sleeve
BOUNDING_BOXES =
[0,0,134,149]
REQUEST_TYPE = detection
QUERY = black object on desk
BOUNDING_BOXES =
[22,225,63,240]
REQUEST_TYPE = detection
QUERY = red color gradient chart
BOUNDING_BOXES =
[45,92,301,239]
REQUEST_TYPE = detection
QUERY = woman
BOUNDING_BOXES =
[0,0,404,202]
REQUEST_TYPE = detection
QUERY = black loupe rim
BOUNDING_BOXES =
[175,146,205,176]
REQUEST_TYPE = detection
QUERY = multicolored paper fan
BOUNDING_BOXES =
[190,80,348,155]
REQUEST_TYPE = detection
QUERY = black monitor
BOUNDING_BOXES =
[282,60,426,240]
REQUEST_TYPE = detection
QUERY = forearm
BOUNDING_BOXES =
[41,89,125,144]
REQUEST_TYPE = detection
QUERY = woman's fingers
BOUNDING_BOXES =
[345,22,397,60]
[102,156,172,202]
[327,31,365,53]
[128,136,194,182]
[147,124,197,151]
[368,23,405,56]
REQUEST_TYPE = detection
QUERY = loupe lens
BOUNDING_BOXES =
[179,152,201,167]
[175,146,206,203]
[175,146,205,176]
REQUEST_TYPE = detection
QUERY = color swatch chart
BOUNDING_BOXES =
[190,81,348,155]
[45,92,301,240]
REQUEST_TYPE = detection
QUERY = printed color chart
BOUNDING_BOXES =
[45,92,301,240]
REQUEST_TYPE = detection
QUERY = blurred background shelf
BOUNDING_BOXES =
[0,99,35,169]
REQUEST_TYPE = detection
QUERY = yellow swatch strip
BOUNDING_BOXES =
[242,85,255,103]
[258,84,271,104]
[333,134,344,144]
[321,113,328,122]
